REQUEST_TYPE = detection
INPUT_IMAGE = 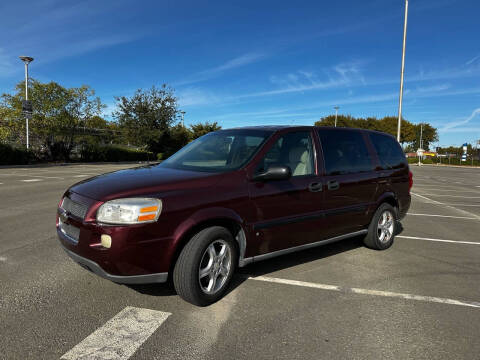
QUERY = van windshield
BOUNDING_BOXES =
[159,130,272,173]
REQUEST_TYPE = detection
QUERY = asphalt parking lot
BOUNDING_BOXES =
[0,163,479,359]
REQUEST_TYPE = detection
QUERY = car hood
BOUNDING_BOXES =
[69,164,223,201]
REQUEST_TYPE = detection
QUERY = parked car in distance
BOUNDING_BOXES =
[57,126,412,306]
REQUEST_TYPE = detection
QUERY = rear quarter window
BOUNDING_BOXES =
[369,132,407,170]
[317,129,374,175]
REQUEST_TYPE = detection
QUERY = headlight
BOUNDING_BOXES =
[96,198,162,225]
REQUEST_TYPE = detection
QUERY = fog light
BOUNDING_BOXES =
[101,234,112,249]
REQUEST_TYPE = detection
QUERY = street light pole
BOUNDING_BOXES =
[397,0,409,142]
[19,56,34,149]
[334,106,339,127]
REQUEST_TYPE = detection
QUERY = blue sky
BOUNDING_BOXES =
[1,0,479,147]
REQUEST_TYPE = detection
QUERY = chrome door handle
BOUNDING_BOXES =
[308,182,323,192]
[327,180,339,190]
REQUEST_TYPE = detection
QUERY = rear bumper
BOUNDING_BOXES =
[60,242,168,284]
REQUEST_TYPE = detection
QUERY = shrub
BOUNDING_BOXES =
[80,144,153,162]
[0,143,36,165]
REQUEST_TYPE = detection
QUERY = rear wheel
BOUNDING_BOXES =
[363,203,397,250]
[173,226,237,306]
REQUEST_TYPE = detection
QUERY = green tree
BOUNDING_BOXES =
[1,79,104,160]
[410,123,439,151]
[113,85,180,154]
[189,121,222,140]
[315,114,434,149]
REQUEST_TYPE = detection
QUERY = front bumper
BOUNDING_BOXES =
[60,242,168,284]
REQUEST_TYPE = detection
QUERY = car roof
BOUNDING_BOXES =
[224,125,396,138]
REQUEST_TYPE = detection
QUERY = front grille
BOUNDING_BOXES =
[59,219,80,244]
[61,197,88,219]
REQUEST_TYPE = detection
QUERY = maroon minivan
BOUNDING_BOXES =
[57,126,412,306]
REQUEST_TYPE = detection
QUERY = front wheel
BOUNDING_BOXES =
[363,203,397,250]
[173,226,237,306]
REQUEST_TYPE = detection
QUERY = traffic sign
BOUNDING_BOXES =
[22,100,32,112]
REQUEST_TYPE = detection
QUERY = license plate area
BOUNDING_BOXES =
[59,218,80,244]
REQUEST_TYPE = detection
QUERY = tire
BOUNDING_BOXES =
[173,226,238,306]
[363,203,397,250]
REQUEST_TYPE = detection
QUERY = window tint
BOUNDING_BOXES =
[317,129,373,175]
[369,132,407,170]
[257,131,315,177]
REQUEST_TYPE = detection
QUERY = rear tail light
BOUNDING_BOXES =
[408,171,413,192]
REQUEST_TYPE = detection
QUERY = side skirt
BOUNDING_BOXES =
[240,229,368,266]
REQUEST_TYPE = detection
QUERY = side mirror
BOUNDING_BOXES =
[252,166,292,181]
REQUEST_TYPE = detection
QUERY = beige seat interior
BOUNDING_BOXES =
[288,146,311,176]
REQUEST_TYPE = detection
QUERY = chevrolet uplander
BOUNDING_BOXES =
[57,126,412,306]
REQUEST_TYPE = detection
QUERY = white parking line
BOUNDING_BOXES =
[61,307,171,360]
[442,204,480,207]
[21,179,43,182]
[411,192,443,204]
[248,276,480,308]
[413,188,480,193]
[72,174,89,177]
[413,184,465,189]
[418,194,480,199]
[407,213,478,220]
[411,192,480,220]
[397,235,480,245]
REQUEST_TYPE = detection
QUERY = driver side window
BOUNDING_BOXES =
[256,131,315,177]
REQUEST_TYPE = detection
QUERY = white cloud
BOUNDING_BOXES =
[440,108,480,131]
[415,84,450,93]
[238,61,366,98]
[178,88,220,106]
[176,52,268,86]
[465,55,480,66]
[0,48,16,77]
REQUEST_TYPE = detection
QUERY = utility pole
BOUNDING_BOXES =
[334,106,339,127]
[397,0,409,142]
[19,56,34,149]
[420,123,423,150]
[418,123,423,167]
[180,111,186,127]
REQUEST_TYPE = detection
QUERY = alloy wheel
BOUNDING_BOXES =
[377,210,394,243]
[198,240,232,295]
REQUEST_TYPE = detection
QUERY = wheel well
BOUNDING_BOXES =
[381,196,399,214]
[168,218,243,277]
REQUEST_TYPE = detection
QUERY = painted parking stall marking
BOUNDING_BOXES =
[411,192,480,220]
[247,276,480,308]
[417,194,480,199]
[398,235,480,245]
[407,213,478,220]
[21,179,43,182]
[61,307,171,360]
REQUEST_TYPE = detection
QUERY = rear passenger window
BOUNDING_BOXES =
[369,133,407,170]
[317,129,374,175]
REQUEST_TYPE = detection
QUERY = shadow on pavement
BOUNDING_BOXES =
[240,235,365,278]
[127,223,405,300]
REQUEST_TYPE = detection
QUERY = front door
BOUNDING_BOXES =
[247,130,325,256]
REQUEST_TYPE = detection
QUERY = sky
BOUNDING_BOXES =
[0,0,479,147]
